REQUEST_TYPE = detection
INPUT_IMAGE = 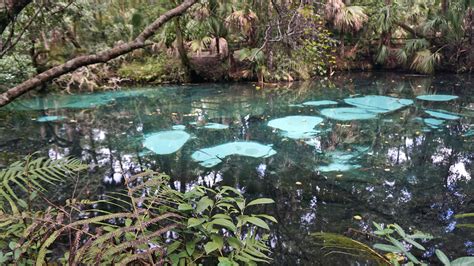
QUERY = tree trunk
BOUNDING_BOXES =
[174,16,192,76]
[0,0,197,107]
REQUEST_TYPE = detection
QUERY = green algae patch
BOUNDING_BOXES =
[172,125,186,130]
[191,141,277,168]
[320,107,377,121]
[7,88,159,110]
[424,118,445,129]
[302,100,338,107]
[268,115,324,139]
[344,95,413,114]
[36,116,66,122]
[317,147,368,172]
[425,110,461,120]
[143,130,191,155]
[416,95,459,102]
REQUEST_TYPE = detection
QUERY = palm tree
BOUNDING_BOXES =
[325,0,368,55]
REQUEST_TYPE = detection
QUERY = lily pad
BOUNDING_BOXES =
[320,107,377,121]
[191,141,277,168]
[416,95,459,102]
[344,95,413,114]
[425,110,461,120]
[143,130,190,155]
[36,115,66,122]
[302,100,338,107]
[268,116,324,139]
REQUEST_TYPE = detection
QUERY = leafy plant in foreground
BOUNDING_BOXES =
[0,157,276,265]
[314,222,474,265]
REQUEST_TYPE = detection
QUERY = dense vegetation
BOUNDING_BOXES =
[0,1,473,265]
[0,0,472,98]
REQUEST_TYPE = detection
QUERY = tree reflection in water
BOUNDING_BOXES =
[0,73,473,264]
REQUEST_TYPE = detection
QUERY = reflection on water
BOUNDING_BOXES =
[0,72,473,264]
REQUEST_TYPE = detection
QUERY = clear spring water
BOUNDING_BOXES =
[0,72,473,264]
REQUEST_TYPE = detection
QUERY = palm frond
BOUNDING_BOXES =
[410,49,441,74]
[312,232,390,265]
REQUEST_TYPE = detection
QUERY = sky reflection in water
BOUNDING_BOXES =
[0,73,473,264]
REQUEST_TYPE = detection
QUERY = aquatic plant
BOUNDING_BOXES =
[425,110,461,120]
[320,107,377,121]
[314,222,474,265]
[343,95,413,114]
[267,115,324,139]
[416,95,459,102]
[302,100,339,107]
[191,141,277,168]
[36,115,66,122]
[143,130,191,155]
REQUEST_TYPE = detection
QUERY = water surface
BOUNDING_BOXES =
[1,72,473,264]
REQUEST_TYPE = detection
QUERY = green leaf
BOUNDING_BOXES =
[210,235,224,250]
[373,243,401,253]
[217,257,234,266]
[255,214,278,223]
[212,214,232,220]
[185,240,195,256]
[451,257,474,266]
[212,218,237,232]
[204,241,219,254]
[228,237,241,250]
[125,218,132,227]
[178,203,193,211]
[404,237,425,251]
[407,231,434,240]
[246,198,275,207]
[245,217,270,230]
[196,196,213,213]
[435,249,451,266]
[454,213,474,219]
[236,199,245,211]
[167,241,181,254]
[390,224,406,238]
[187,218,204,228]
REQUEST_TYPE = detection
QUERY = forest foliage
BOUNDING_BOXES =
[0,0,472,94]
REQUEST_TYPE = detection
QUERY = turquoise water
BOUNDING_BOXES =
[0,72,473,264]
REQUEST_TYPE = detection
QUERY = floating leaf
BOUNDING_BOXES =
[143,131,190,155]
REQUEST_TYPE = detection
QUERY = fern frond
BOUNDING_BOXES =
[0,157,87,214]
